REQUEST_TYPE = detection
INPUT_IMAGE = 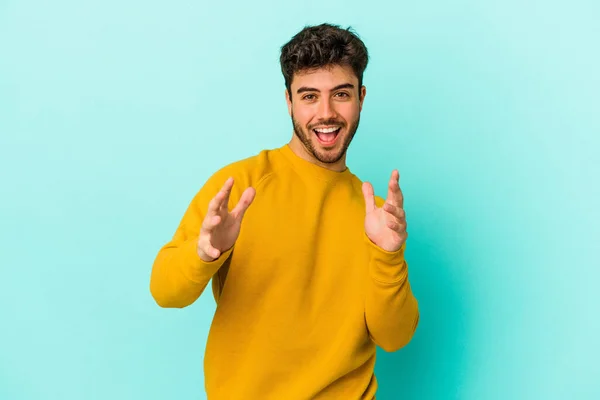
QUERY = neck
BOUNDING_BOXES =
[288,135,347,172]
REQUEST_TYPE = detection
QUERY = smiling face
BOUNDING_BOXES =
[286,64,366,171]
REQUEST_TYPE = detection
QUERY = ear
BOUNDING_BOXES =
[359,85,367,111]
[285,88,292,116]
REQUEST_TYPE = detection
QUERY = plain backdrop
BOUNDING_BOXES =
[1,0,599,399]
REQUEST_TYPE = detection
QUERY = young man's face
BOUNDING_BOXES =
[286,64,366,169]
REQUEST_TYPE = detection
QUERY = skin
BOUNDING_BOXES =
[197,177,256,262]
[285,64,365,172]
[362,169,408,252]
[197,64,407,261]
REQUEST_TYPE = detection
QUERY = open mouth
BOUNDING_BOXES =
[313,126,341,146]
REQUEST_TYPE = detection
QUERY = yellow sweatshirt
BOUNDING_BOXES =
[150,144,419,399]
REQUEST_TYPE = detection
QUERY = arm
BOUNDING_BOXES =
[364,236,419,352]
[362,170,419,352]
[150,168,254,308]
[150,223,234,309]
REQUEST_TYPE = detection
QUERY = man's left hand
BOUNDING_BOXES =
[362,169,408,252]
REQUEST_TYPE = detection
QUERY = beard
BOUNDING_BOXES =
[291,112,360,165]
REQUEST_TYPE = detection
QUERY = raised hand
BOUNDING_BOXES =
[362,170,407,252]
[197,177,256,262]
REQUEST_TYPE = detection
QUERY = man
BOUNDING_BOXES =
[150,23,419,399]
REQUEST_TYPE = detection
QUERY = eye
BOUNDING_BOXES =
[335,92,350,98]
[302,94,316,100]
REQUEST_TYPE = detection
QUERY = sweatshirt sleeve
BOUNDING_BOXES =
[363,202,420,352]
[149,168,240,308]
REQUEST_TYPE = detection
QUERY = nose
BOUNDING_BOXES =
[317,97,337,121]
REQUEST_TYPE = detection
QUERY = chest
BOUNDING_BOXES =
[242,177,365,253]
[220,177,371,294]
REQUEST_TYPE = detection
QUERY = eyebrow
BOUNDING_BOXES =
[296,83,355,94]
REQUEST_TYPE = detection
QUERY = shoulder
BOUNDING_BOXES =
[193,148,277,208]
[348,172,386,207]
[208,148,276,188]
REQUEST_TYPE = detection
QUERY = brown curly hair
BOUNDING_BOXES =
[279,23,369,97]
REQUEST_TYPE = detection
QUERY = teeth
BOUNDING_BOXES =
[314,127,340,133]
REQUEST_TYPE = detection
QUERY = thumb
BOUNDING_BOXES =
[362,182,376,213]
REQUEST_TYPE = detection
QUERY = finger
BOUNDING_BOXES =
[206,194,222,217]
[231,187,256,220]
[197,235,221,261]
[220,177,235,212]
[208,245,221,259]
[386,218,407,234]
[383,202,405,221]
[386,219,400,231]
[203,242,221,259]
[362,182,376,213]
[201,214,221,233]
[206,177,234,217]
[386,169,404,208]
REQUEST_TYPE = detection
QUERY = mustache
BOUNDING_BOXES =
[308,120,345,130]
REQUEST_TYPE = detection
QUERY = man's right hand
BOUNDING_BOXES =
[197,177,256,262]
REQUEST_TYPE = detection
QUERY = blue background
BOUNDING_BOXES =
[1,1,598,399]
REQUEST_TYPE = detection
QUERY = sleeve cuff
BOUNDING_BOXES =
[179,238,234,284]
[364,232,408,285]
